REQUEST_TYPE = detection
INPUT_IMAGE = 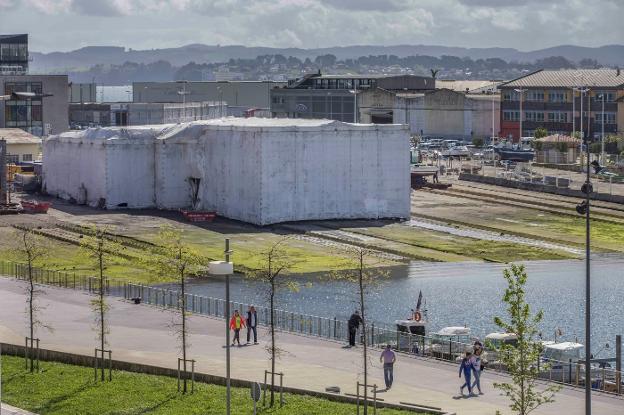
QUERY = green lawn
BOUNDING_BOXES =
[0,356,417,415]
[341,223,576,262]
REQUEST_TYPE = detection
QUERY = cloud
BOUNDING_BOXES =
[70,0,128,16]
[1,0,623,52]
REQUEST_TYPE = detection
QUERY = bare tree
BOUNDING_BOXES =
[246,239,297,407]
[11,227,49,372]
[141,226,206,393]
[331,247,388,415]
[79,226,122,382]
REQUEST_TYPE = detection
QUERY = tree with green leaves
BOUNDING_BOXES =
[331,247,388,415]
[12,227,49,372]
[533,127,548,139]
[141,226,206,393]
[246,238,297,407]
[79,226,122,382]
[493,264,560,415]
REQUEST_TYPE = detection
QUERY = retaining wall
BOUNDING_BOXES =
[459,173,624,204]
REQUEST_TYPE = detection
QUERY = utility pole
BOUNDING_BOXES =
[225,239,232,415]
[514,88,526,143]
[600,93,605,163]
[0,139,6,204]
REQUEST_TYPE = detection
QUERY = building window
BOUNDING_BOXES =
[503,110,519,121]
[595,112,616,124]
[594,91,615,102]
[525,111,544,122]
[526,91,544,101]
[22,154,32,162]
[4,81,44,135]
[6,154,19,164]
[547,112,568,122]
[548,91,566,103]
[502,90,519,101]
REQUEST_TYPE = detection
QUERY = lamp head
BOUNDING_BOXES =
[576,200,588,215]
[581,182,593,194]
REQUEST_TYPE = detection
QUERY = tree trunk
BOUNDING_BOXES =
[181,268,188,394]
[359,255,368,415]
[270,281,276,407]
[99,249,105,382]
[28,257,34,373]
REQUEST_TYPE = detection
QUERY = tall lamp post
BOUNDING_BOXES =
[514,88,526,143]
[599,93,605,164]
[177,81,190,123]
[209,240,234,415]
[348,80,359,123]
[575,84,594,415]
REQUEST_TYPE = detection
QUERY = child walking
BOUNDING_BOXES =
[459,351,474,397]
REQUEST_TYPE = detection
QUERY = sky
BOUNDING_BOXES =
[0,0,623,53]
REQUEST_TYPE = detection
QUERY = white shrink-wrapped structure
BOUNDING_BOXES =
[43,118,410,225]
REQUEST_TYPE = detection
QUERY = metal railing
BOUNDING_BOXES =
[2,260,622,396]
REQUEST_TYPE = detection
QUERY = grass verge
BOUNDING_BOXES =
[0,355,417,415]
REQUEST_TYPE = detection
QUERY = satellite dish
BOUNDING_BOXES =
[295,103,308,113]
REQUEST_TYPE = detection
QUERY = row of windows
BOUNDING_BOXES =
[4,105,42,122]
[502,90,617,103]
[4,82,42,95]
[503,110,616,124]
[312,78,374,90]
[0,43,28,61]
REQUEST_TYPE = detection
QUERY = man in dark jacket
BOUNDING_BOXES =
[246,305,258,345]
[347,310,362,347]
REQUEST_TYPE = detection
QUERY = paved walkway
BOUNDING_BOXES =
[0,278,622,415]
[0,403,36,415]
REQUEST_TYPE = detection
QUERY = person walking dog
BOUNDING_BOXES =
[380,344,397,390]
[229,310,246,346]
[246,305,258,345]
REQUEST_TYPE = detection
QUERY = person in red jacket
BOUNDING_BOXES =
[229,310,246,346]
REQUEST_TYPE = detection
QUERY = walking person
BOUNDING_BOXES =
[471,348,484,395]
[229,310,246,346]
[459,351,474,397]
[246,305,258,345]
[347,310,362,347]
[380,344,396,390]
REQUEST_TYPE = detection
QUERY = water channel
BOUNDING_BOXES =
[181,255,624,354]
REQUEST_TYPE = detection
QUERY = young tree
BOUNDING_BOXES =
[332,247,388,415]
[12,227,49,373]
[141,226,206,394]
[533,127,548,139]
[79,226,122,382]
[246,239,296,407]
[493,264,560,415]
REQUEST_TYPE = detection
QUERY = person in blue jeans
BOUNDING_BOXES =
[380,344,396,390]
[459,351,474,397]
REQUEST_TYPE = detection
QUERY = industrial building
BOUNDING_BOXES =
[0,128,41,163]
[499,69,624,140]
[69,101,226,128]
[0,34,28,75]
[358,87,500,141]
[43,118,410,225]
[271,73,435,121]
[0,74,69,136]
[133,80,283,116]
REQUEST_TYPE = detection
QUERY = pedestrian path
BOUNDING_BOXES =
[0,278,622,415]
[1,403,37,415]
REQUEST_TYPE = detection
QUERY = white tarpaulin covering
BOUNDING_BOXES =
[43,118,410,225]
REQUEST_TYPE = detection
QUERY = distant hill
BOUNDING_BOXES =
[30,43,624,73]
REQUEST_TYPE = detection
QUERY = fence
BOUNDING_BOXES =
[2,260,622,396]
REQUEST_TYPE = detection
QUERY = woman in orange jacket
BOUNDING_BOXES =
[229,310,246,346]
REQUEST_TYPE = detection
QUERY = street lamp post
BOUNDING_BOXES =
[514,88,526,143]
[599,93,605,163]
[209,240,234,415]
[348,80,359,123]
[177,81,190,123]
[575,84,591,415]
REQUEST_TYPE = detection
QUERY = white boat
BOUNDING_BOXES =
[429,326,473,360]
[539,341,585,383]
[440,145,471,158]
[483,332,518,368]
